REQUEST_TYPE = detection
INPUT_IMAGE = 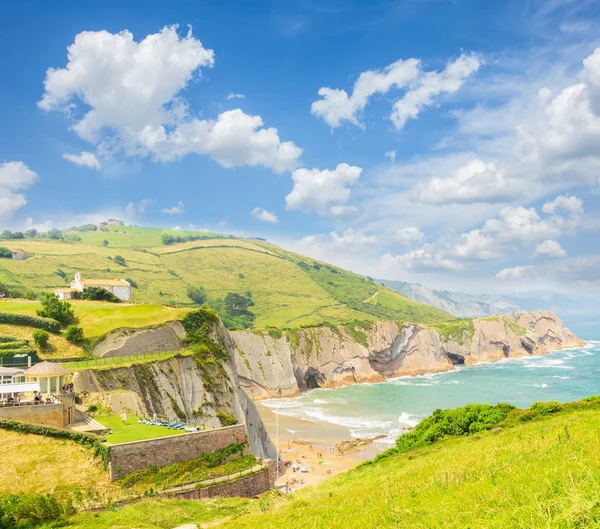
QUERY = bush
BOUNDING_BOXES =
[32,330,49,348]
[113,255,126,266]
[0,312,60,333]
[216,411,238,427]
[0,492,69,528]
[36,293,74,326]
[65,326,84,343]
[0,247,11,259]
[71,286,120,303]
[187,285,207,305]
[125,277,137,288]
[0,341,29,350]
[71,224,97,232]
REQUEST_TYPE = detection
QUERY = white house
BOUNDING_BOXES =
[54,273,131,301]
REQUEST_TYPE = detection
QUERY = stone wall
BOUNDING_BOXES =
[173,460,274,500]
[0,404,64,428]
[108,424,247,480]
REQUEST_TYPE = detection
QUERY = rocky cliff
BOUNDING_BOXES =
[230,312,583,398]
[73,318,276,460]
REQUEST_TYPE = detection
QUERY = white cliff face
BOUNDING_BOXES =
[229,312,583,399]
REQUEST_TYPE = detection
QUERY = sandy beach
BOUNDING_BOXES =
[258,404,389,492]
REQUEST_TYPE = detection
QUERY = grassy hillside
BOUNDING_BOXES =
[40,397,600,529]
[0,226,452,330]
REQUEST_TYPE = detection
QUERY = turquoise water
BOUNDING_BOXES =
[262,326,600,447]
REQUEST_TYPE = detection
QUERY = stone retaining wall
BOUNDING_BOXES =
[108,424,247,480]
[0,404,64,428]
[173,460,274,500]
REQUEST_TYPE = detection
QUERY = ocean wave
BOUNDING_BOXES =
[398,412,419,427]
[262,398,305,410]
[532,383,549,388]
[552,375,571,379]
[303,407,393,431]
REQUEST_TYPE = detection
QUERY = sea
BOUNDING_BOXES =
[259,319,600,452]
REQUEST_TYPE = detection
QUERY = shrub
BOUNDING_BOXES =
[216,411,238,427]
[71,286,120,303]
[47,229,62,240]
[0,492,69,528]
[102,240,108,247]
[113,255,126,266]
[37,293,74,325]
[0,312,60,333]
[0,247,11,259]
[71,223,97,232]
[65,326,84,343]
[187,285,207,305]
[32,330,49,348]
[125,277,137,288]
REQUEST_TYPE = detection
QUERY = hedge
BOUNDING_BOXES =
[0,313,61,333]
[0,341,29,350]
[0,420,111,469]
[0,336,20,343]
[0,347,36,358]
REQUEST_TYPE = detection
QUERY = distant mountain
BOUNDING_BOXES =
[380,280,522,318]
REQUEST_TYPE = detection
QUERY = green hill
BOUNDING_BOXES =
[0,226,452,330]
[38,397,600,529]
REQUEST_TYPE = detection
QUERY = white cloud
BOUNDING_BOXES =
[62,151,101,170]
[251,207,278,223]
[311,58,420,128]
[285,163,362,214]
[311,53,480,129]
[534,239,568,258]
[381,244,463,272]
[391,53,482,130]
[226,93,245,100]
[330,229,378,250]
[39,26,301,173]
[0,162,38,222]
[297,229,379,256]
[496,265,538,281]
[446,229,503,260]
[483,195,582,243]
[384,150,396,163]
[329,205,360,219]
[125,198,154,216]
[393,227,424,245]
[161,201,184,215]
[415,159,523,204]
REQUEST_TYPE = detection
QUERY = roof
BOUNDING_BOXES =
[24,362,68,376]
[0,382,39,393]
[0,367,24,376]
[72,278,129,287]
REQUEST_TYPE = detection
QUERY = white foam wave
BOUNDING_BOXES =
[303,407,393,432]
[532,383,549,388]
[552,375,571,379]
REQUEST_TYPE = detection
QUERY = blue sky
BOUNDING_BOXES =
[1,0,600,300]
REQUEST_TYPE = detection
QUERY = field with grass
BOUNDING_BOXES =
[0,428,118,499]
[40,397,600,529]
[0,226,453,330]
[97,415,188,444]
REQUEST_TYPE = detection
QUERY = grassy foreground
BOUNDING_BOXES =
[44,397,600,529]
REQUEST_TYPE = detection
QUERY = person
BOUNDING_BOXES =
[121,411,127,425]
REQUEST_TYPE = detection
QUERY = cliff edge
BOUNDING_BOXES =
[230,311,583,399]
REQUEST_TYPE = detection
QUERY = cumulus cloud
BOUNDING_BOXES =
[393,227,424,245]
[251,207,279,223]
[496,265,538,281]
[285,163,362,215]
[226,93,245,100]
[298,229,379,256]
[534,239,567,258]
[39,26,301,173]
[161,201,184,215]
[381,244,463,272]
[125,198,154,216]
[62,151,101,170]
[415,159,523,204]
[329,205,360,219]
[446,229,503,261]
[312,53,480,130]
[0,162,38,222]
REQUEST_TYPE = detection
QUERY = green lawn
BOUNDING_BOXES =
[97,415,188,444]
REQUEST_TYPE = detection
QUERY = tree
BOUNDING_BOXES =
[12,232,24,239]
[187,285,207,305]
[65,325,84,342]
[0,247,12,258]
[24,229,37,238]
[102,240,108,247]
[71,286,121,303]
[224,292,254,314]
[1,230,12,240]
[113,255,126,266]
[37,293,75,325]
[47,229,62,240]
[32,330,49,348]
